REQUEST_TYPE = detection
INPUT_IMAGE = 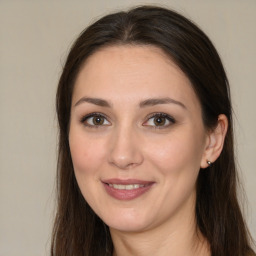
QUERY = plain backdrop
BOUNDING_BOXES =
[0,0,255,255]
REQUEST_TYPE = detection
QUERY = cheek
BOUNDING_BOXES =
[144,127,206,177]
[69,129,106,176]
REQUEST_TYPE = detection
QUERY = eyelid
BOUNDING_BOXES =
[80,112,111,127]
[79,112,176,129]
[143,112,176,128]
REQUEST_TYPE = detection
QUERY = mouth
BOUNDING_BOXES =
[102,179,154,200]
[106,183,150,190]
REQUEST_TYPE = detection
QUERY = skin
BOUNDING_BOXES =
[69,45,227,256]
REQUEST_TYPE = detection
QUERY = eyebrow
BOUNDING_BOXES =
[74,97,111,107]
[74,96,186,109]
[139,97,186,109]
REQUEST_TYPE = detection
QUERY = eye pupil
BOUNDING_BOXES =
[93,116,104,125]
[154,117,166,126]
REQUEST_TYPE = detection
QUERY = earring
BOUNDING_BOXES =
[207,160,212,166]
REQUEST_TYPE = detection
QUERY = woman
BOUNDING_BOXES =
[51,6,255,256]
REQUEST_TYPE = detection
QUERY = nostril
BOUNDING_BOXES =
[109,159,137,170]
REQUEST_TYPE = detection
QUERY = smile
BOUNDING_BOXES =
[102,179,154,200]
[108,184,146,190]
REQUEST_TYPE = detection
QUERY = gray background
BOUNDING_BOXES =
[0,0,255,255]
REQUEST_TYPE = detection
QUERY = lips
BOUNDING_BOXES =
[102,179,154,200]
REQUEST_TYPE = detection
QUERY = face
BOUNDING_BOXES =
[69,45,209,233]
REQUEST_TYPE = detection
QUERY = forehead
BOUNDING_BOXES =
[72,45,199,108]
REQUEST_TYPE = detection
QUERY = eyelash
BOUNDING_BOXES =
[80,112,176,129]
[80,112,110,128]
[143,112,176,129]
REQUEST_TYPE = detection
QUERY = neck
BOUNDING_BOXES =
[111,226,210,256]
[110,205,210,256]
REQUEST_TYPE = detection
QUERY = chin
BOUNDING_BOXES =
[108,220,150,233]
[101,209,154,233]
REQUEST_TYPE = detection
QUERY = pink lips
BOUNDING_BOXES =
[102,179,155,200]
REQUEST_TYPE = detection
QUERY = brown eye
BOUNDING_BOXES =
[81,113,111,127]
[154,116,166,126]
[93,116,104,125]
[143,113,176,128]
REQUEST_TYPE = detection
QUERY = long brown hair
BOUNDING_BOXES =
[51,6,255,256]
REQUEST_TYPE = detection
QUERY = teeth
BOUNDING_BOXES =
[109,184,144,190]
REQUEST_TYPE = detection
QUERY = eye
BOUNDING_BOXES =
[81,113,111,127]
[143,113,175,128]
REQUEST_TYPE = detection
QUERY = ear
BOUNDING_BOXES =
[200,114,228,169]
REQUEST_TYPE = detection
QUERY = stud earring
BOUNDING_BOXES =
[207,160,212,166]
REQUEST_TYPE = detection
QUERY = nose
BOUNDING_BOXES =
[107,125,144,170]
